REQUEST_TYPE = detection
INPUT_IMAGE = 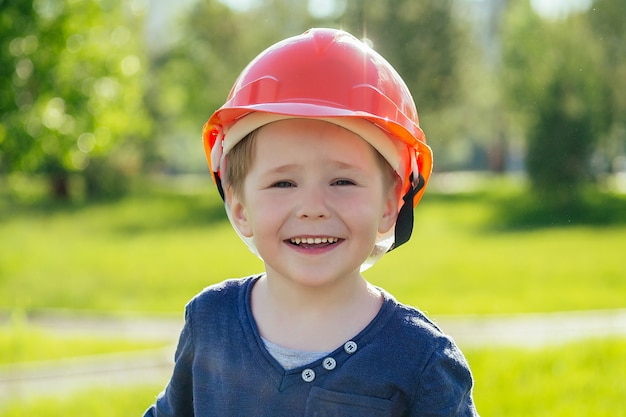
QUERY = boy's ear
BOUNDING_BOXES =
[378,180,402,234]
[225,187,253,237]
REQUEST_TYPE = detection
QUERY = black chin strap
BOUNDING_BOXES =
[390,172,425,251]
[214,172,226,201]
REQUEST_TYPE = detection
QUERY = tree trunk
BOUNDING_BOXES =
[50,174,70,200]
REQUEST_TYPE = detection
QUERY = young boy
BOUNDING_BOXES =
[144,28,478,416]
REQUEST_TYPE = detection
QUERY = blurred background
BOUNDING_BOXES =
[2,0,625,201]
[1,0,625,415]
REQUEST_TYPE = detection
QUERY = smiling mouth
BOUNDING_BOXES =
[289,237,340,247]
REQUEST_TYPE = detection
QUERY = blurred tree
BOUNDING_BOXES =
[587,0,626,172]
[335,0,491,172]
[145,0,478,174]
[339,0,463,112]
[0,0,152,199]
[145,1,249,173]
[500,0,611,204]
[144,0,319,173]
[145,0,242,136]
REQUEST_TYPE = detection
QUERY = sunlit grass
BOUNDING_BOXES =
[1,384,163,417]
[0,321,167,365]
[0,176,625,315]
[466,337,626,416]
[369,198,626,314]
[1,176,624,416]
[2,338,624,416]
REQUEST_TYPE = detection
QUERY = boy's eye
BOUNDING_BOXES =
[271,181,295,188]
[332,179,356,186]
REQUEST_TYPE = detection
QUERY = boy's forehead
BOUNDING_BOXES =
[224,113,401,173]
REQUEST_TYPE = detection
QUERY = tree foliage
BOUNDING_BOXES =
[335,0,488,171]
[2,0,624,207]
[162,0,464,120]
[175,0,345,119]
[339,0,463,112]
[500,0,612,204]
[144,0,366,174]
[143,0,294,173]
[587,0,626,166]
[0,0,152,199]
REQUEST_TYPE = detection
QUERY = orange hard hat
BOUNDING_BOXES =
[203,28,432,253]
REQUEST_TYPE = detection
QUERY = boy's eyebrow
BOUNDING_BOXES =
[327,160,368,172]
[262,163,299,174]
[264,160,365,173]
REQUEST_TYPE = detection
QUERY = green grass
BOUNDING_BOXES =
[1,384,163,416]
[3,176,624,416]
[368,196,626,314]
[466,337,626,416]
[3,338,624,416]
[1,176,625,315]
[0,320,167,365]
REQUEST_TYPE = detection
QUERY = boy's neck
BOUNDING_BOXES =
[250,273,383,352]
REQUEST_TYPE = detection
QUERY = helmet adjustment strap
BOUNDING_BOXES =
[215,172,226,201]
[391,172,425,251]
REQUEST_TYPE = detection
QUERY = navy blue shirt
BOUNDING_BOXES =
[144,276,478,416]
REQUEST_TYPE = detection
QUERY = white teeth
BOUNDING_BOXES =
[290,237,338,245]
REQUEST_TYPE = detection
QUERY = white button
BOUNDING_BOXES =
[301,368,316,382]
[322,357,336,370]
[344,341,358,354]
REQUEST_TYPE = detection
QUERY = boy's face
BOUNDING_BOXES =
[226,118,399,289]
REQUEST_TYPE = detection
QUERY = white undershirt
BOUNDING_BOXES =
[262,337,330,370]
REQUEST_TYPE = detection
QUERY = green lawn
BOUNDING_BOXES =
[370,197,626,315]
[0,321,167,365]
[1,176,624,315]
[1,384,163,417]
[465,337,626,416]
[1,175,625,415]
[3,338,625,417]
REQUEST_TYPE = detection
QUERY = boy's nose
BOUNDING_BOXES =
[296,186,330,219]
